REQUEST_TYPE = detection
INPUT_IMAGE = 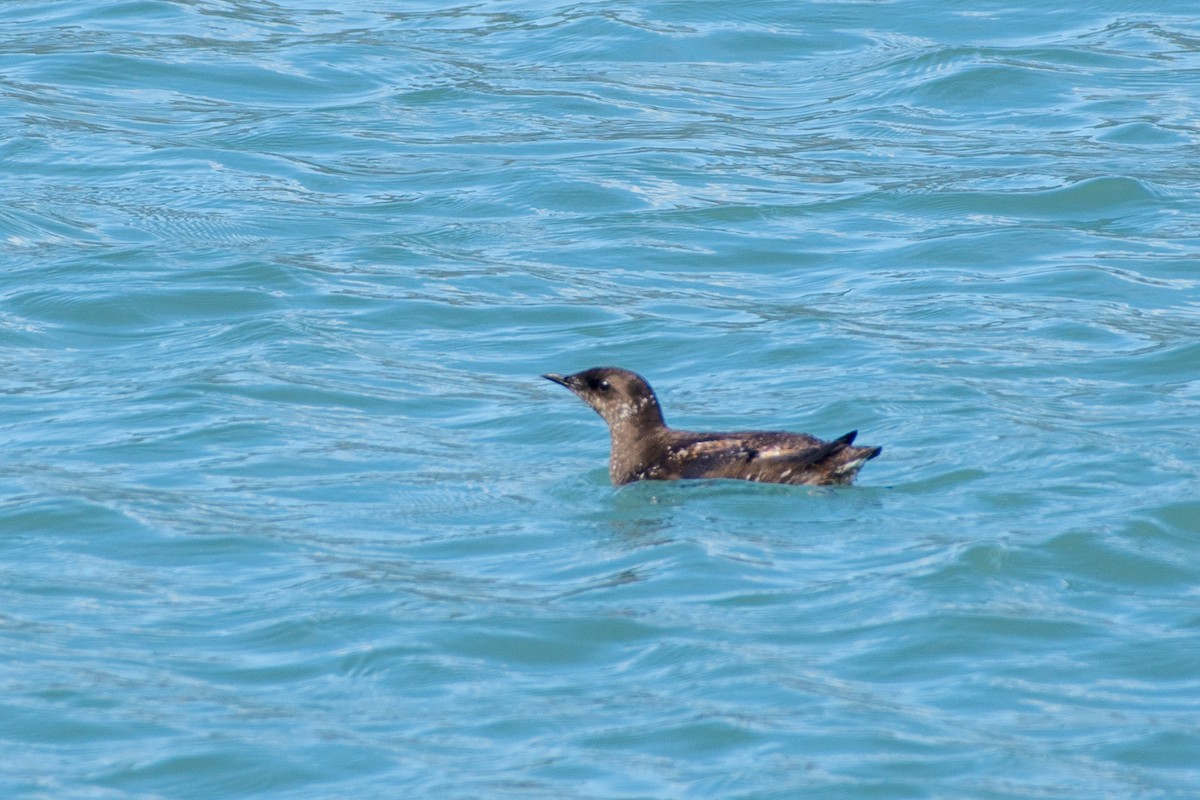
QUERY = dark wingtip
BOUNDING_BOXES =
[836,430,858,446]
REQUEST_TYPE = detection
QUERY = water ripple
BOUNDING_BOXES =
[4,2,1200,798]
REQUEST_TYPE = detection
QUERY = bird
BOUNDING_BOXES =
[542,367,881,487]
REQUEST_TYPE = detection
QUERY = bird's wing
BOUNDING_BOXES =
[669,431,858,481]
[668,438,758,479]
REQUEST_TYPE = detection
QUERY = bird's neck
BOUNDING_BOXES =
[606,409,667,485]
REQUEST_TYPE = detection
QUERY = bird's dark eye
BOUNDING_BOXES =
[588,377,611,392]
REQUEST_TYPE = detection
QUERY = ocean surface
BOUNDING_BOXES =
[3,1,1199,797]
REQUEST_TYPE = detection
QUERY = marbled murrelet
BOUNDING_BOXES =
[543,367,881,486]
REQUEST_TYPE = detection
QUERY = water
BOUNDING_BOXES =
[3,1,1199,797]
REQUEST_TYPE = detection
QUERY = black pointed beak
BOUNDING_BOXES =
[542,373,573,388]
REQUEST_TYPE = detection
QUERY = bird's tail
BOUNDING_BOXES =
[811,431,878,482]
[826,430,882,479]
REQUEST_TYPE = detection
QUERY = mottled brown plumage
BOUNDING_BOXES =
[542,367,881,487]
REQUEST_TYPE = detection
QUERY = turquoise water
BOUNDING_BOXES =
[3,0,1200,797]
